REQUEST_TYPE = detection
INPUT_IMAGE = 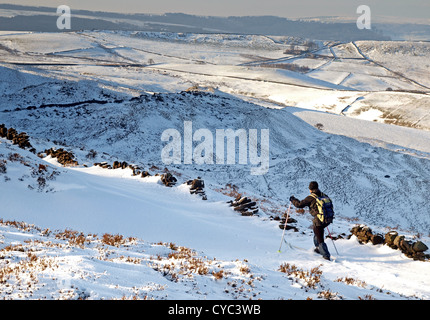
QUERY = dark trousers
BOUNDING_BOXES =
[313,224,330,259]
[313,225,326,245]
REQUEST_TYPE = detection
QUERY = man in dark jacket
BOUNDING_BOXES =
[289,181,331,260]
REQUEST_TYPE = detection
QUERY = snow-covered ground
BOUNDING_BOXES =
[1,140,429,300]
[0,30,430,300]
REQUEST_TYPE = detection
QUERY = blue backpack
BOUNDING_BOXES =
[311,193,334,224]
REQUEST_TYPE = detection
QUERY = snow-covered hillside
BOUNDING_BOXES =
[2,86,430,234]
[0,139,429,300]
[1,31,429,130]
[0,30,430,300]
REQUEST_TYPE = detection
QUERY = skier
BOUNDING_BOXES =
[290,181,331,261]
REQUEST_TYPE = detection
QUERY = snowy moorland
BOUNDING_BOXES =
[1,140,429,300]
[0,30,429,300]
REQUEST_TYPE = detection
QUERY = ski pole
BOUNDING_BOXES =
[327,226,339,255]
[278,201,292,253]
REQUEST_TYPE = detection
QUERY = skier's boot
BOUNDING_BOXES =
[318,242,331,261]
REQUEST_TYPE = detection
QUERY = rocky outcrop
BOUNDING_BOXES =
[95,160,147,177]
[185,177,207,200]
[227,195,259,216]
[141,171,151,178]
[160,172,177,187]
[94,161,111,169]
[112,161,130,170]
[40,148,78,167]
[350,225,384,245]
[277,215,299,232]
[350,224,429,261]
[0,124,35,153]
[384,230,429,261]
[93,160,188,188]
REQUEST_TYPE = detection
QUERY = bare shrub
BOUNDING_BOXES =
[55,229,88,248]
[101,233,125,247]
[335,276,367,288]
[214,183,241,199]
[279,263,323,289]
[212,270,224,280]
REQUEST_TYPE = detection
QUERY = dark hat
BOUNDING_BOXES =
[309,181,319,190]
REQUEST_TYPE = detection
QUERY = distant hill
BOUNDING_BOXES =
[0,4,390,41]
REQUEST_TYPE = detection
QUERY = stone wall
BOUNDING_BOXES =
[350,224,429,261]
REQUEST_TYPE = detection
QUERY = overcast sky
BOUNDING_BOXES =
[1,0,429,21]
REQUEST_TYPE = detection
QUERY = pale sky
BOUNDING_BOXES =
[1,0,429,20]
